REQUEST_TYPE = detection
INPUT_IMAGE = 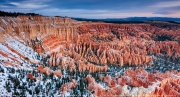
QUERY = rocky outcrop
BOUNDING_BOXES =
[154,78,180,96]
[48,51,108,73]
[122,68,156,88]
[85,68,180,97]
[37,65,62,77]
[27,73,35,80]
[76,60,108,73]
[73,33,153,66]
[84,74,122,97]
[153,70,180,96]
[77,22,180,62]
[60,79,77,94]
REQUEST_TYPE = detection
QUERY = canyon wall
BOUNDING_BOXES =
[0,15,81,42]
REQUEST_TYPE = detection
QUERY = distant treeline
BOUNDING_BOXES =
[73,18,145,24]
[0,10,41,17]
[72,17,180,24]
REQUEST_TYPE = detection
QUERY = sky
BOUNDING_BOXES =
[0,0,180,18]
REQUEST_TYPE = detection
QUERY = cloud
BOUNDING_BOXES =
[0,0,49,13]
[149,1,180,8]
[153,11,173,15]
[9,2,48,9]
[35,8,161,18]
[35,8,113,17]
[0,0,180,18]
[151,1,180,16]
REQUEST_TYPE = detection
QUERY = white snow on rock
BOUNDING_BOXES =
[2,19,8,25]
[0,43,22,62]
[121,81,161,96]
[0,67,12,96]
[4,34,40,62]
[0,26,5,31]
[0,34,43,69]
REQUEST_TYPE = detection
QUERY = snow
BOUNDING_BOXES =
[14,36,26,44]
[63,92,71,96]
[97,82,106,90]
[0,34,43,70]
[0,26,5,31]
[4,34,41,62]
[172,74,180,78]
[0,43,23,62]
[0,66,34,96]
[121,81,161,96]
[2,19,8,25]
[51,24,55,27]
[121,85,130,96]
[0,67,12,96]
[11,19,17,25]
[0,54,16,63]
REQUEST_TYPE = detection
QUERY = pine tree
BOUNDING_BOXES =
[79,79,84,96]
[35,86,40,94]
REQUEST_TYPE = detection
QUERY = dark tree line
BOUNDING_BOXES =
[0,10,41,17]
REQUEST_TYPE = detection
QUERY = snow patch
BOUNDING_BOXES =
[121,81,161,96]
[5,34,40,62]
[0,26,5,31]
[2,19,8,25]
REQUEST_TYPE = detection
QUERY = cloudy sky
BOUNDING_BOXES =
[0,0,180,18]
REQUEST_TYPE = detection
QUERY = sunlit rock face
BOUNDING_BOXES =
[0,15,179,96]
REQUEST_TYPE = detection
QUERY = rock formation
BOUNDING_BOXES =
[0,14,180,96]
[60,79,77,94]
[85,68,180,97]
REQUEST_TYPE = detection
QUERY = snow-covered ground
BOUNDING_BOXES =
[0,34,43,70]
[4,34,42,62]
